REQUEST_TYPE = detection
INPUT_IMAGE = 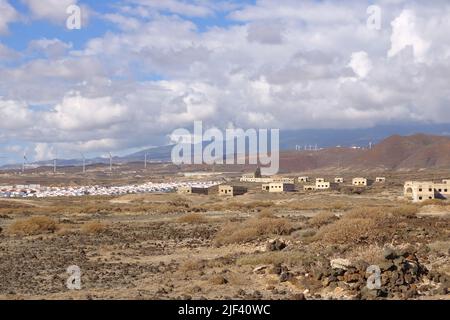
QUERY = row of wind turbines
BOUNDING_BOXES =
[12,152,151,174]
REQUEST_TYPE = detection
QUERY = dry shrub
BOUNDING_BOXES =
[208,201,272,212]
[343,207,386,219]
[313,217,377,244]
[179,259,206,272]
[214,216,292,246]
[82,221,108,234]
[419,199,450,207]
[391,205,419,217]
[209,275,228,285]
[309,211,337,227]
[177,213,208,224]
[8,216,59,236]
[257,209,275,219]
[343,244,385,265]
[428,241,450,255]
[312,204,419,244]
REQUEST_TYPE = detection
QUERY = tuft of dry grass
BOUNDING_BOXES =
[214,216,292,246]
[309,211,337,227]
[81,221,108,234]
[314,217,377,244]
[419,199,450,207]
[179,259,206,273]
[257,209,275,219]
[391,205,419,217]
[209,275,228,285]
[177,213,208,224]
[8,216,59,236]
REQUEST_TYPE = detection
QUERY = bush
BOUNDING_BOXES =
[177,213,208,224]
[313,217,377,244]
[8,216,59,236]
[214,216,292,246]
[257,209,275,219]
[391,205,419,218]
[309,212,337,227]
[82,221,108,234]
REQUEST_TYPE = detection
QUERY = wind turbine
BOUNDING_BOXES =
[81,153,86,174]
[22,153,27,174]
[53,151,58,174]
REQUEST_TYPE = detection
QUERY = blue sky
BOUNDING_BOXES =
[1,0,450,164]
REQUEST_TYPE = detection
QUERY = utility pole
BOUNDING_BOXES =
[81,154,86,174]
[53,159,57,174]
[144,153,148,169]
[22,153,27,174]
[109,152,113,172]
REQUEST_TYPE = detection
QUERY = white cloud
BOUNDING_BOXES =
[0,0,18,34]
[46,93,129,131]
[349,51,372,78]
[2,1,450,161]
[388,10,431,62]
[34,143,56,161]
[20,0,90,26]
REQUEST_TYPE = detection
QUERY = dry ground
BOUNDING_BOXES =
[0,173,449,300]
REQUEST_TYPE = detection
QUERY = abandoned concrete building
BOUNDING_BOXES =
[298,177,310,183]
[405,180,450,202]
[303,185,316,191]
[335,177,344,183]
[219,185,248,197]
[263,183,295,193]
[273,177,295,184]
[177,186,209,195]
[352,178,368,187]
[376,177,386,183]
[316,181,331,190]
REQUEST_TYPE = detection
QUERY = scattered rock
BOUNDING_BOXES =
[279,272,294,283]
[266,239,287,252]
[290,293,306,300]
[330,258,353,270]
[253,265,269,274]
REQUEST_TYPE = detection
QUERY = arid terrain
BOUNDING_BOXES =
[0,170,449,300]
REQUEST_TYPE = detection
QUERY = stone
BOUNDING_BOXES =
[290,293,306,300]
[253,265,269,274]
[330,258,353,270]
[266,239,287,252]
[279,272,294,283]
[383,247,398,260]
[379,260,395,272]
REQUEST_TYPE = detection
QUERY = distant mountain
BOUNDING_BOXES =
[280,134,450,171]
[2,123,450,169]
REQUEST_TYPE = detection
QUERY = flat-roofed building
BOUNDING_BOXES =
[177,186,209,195]
[219,185,247,197]
[265,183,295,193]
[433,182,450,200]
[404,181,435,202]
[316,181,331,190]
[352,178,368,187]
[273,177,295,184]
[298,176,309,183]
[304,185,316,191]
[316,178,325,183]
[335,177,344,183]
[376,177,386,183]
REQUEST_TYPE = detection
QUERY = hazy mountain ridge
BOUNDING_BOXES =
[280,134,450,171]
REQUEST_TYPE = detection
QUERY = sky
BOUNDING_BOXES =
[1,0,450,164]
